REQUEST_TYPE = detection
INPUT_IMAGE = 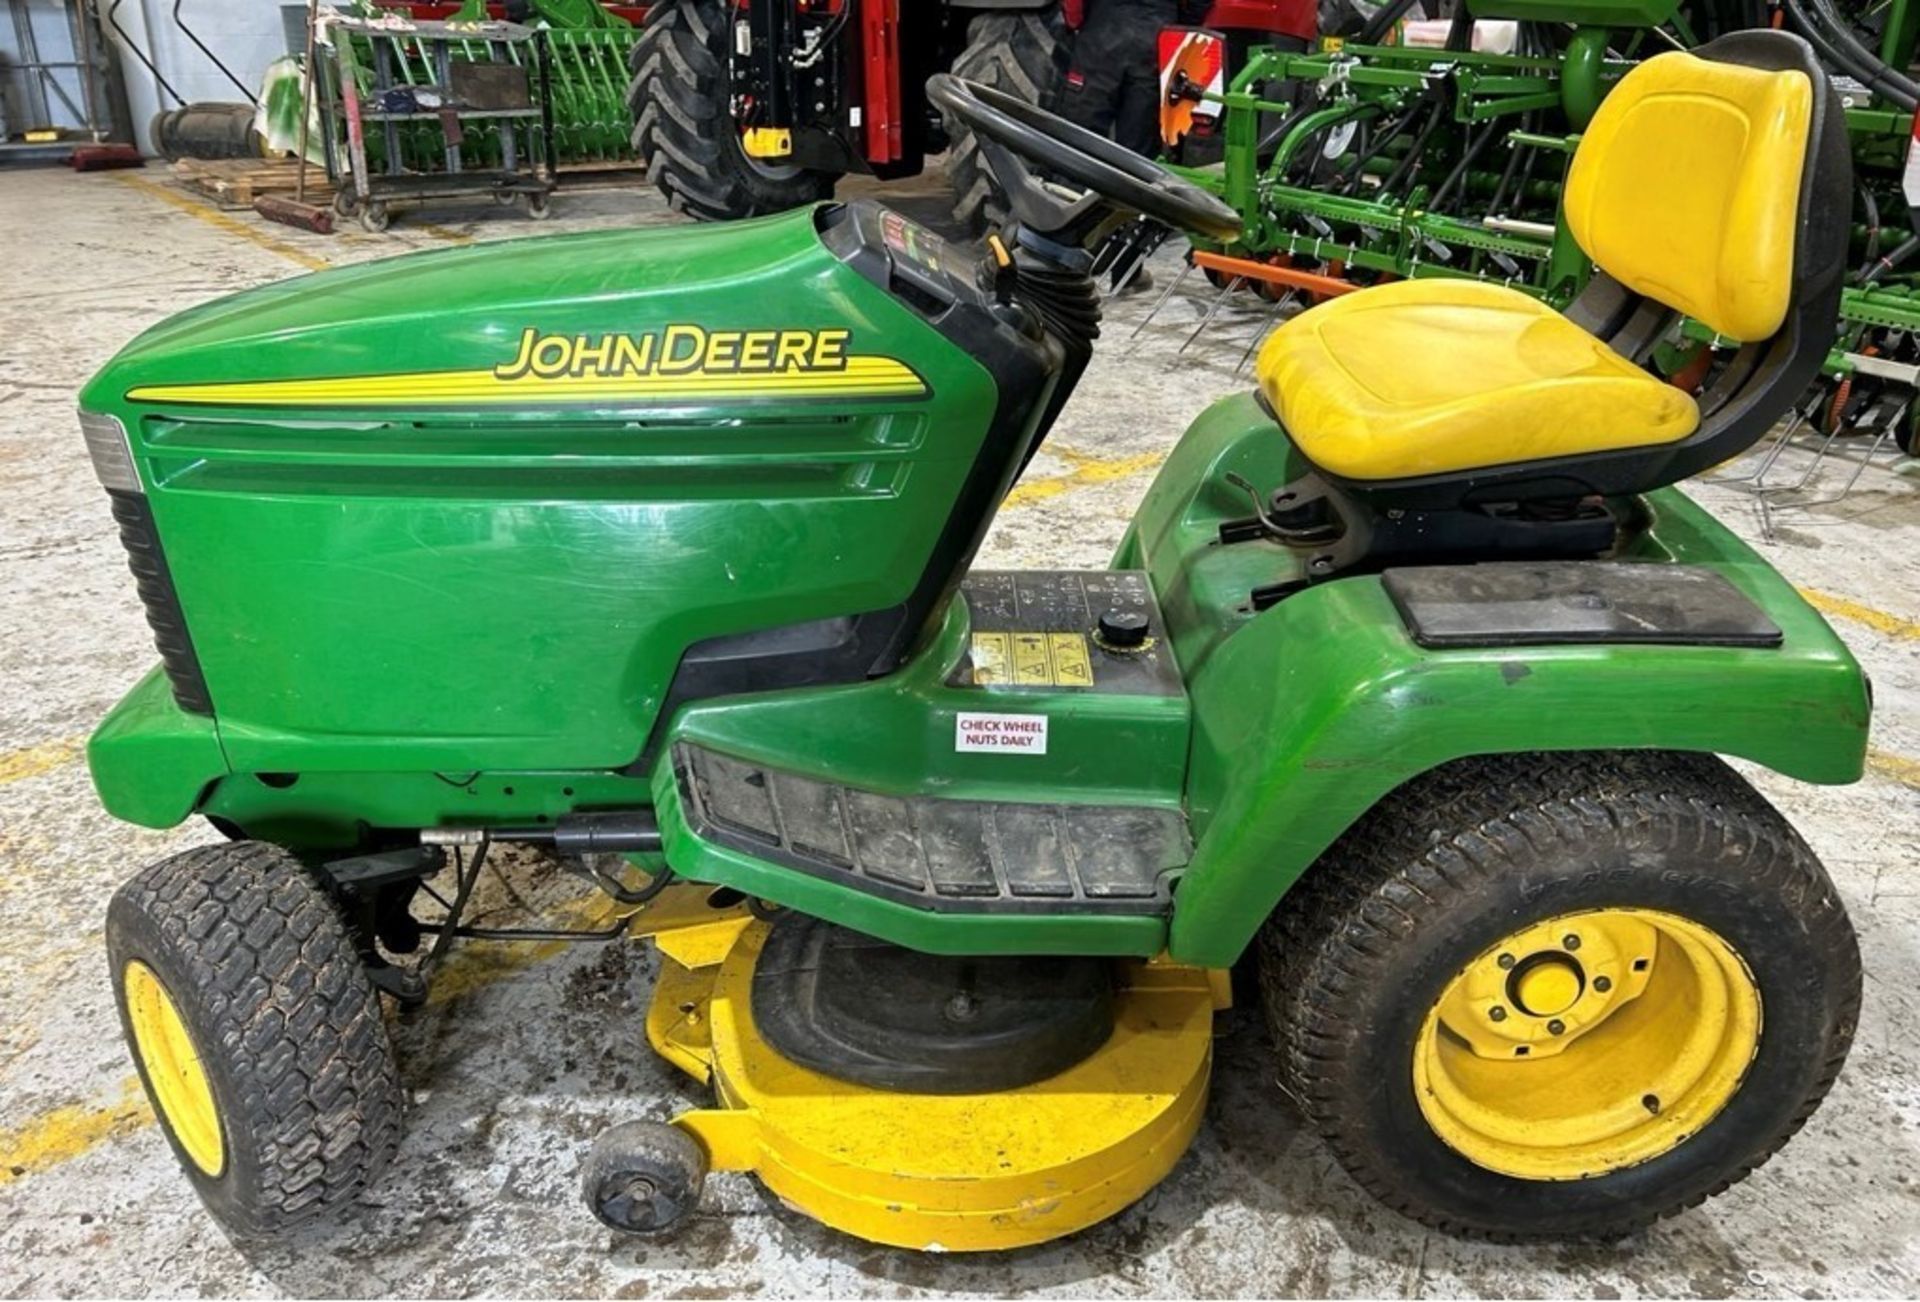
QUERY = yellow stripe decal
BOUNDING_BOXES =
[127,357,929,408]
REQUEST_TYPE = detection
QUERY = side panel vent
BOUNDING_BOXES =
[107,490,213,715]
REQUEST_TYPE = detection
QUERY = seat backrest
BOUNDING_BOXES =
[1543,30,1848,499]
[1564,48,1812,344]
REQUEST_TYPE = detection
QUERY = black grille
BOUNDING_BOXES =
[107,490,213,715]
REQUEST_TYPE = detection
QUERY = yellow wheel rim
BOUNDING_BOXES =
[1413,908,1761,1181]
[123,961,225,1177]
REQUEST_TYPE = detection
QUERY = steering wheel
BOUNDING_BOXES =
[927,74,1242,243]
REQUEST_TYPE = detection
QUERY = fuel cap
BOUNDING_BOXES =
[1097,608,1150,650]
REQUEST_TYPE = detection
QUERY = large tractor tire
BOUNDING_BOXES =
[106,842,403,1237]
[1258,751,1860,1240]
[626,0,839,222]
[944,11,1072,233]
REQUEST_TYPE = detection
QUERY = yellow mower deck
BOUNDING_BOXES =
[632,889,1225,1252]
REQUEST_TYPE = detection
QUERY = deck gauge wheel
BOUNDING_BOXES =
[583,1120,709,1235]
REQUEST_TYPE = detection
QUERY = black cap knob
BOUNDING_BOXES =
[1097,608,1149,649]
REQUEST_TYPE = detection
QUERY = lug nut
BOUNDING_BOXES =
[1489,1005,1508,1022]
[1562,934,1581,951]
[1547,1019,1567,1035]
[1642,1093,1662,1115]
[1593,975,1612,993]
[1497,953,1516,970]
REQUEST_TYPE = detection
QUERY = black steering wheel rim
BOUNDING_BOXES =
[927,74,1242,241]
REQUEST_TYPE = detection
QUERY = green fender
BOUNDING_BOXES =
[89,668,229,828]
[1122,394,1872,969]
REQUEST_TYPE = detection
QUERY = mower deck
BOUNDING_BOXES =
[634,889,1224,1251]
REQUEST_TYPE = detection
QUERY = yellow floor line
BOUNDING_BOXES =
[0,1080,150,1185]
[416,222,475,245]
[0,737,83,788]
[1868,749,1920,792]
[1800,588,1920,643]
[1003,449,1164,511]
[113,174,331,273]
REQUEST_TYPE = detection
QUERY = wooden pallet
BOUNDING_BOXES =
[170,158,336,210]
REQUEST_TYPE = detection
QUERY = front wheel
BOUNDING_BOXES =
[106,842,404,1237]
[1259,751,1860,1240]
[625,0,838,222]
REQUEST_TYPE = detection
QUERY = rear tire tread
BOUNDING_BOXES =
[1257,750,1860,1242]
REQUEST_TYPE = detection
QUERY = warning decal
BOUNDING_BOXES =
[970,632,1096,688]
[955,712,1049,755]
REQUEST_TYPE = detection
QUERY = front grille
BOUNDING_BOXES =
[107,490,213,715]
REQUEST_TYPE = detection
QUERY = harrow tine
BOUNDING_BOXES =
[1236,291,1296,374]
[1760,400,1906,530]
[1129,260,1194,341]
[1181,277,1244,354]
[1109,247,1151,299]
[1707,410,1806,491]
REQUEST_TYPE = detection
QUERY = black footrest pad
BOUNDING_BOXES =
[1383,562,1784,649]
[673,744,1186,915]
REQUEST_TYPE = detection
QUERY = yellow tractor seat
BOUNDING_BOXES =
[1255,279,1701,483]
[1238,30,1847,588]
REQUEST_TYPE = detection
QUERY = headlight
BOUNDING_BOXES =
[79,410,141,494]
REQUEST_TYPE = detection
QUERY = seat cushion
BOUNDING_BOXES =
[1256,279,1700,483]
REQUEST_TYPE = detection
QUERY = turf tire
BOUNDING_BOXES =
[107,841,403,1237]
[1258,750,1860,1241]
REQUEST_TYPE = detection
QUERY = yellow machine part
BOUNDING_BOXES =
[1412,907,1762,1181]
[123,960,225,1177]
[741,127,793,159]
[634,893,1221,1252]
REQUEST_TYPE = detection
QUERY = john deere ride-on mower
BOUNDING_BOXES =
[86,30,1865,1248]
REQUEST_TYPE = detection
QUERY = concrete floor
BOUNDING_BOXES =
[2,161,1918,1298]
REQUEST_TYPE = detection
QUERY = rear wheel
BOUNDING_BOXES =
[626,0,838,222]
[1259,751,1860,1240]
[943,11,1071,233]
[106,842,403,1237]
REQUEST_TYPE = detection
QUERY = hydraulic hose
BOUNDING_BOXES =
[1429,119,1501,211]
[1808,0,1920,99]
[1378,96,1446,197]
[1858,182,1883,270]
[1782,0,1920,110]
[1861,234,1920,284]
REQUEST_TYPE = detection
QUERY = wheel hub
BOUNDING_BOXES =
[122,960,225,1178]
[1413,908,1763,1181]
[1508,953,1584,1019]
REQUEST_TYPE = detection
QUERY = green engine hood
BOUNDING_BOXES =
[83,207,934,416]
[79,203,1014,780]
